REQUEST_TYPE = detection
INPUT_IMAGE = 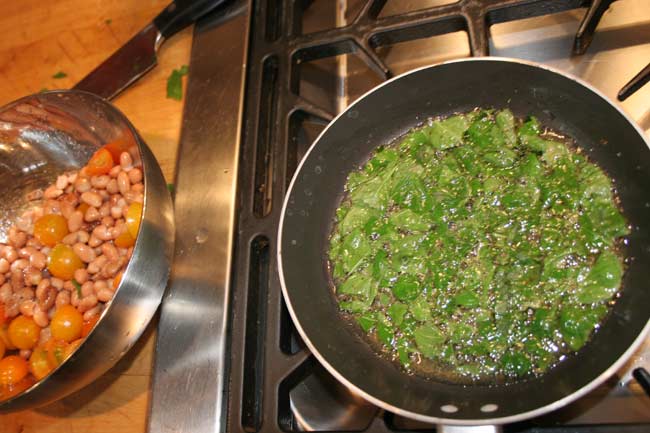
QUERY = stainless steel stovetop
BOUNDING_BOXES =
[148,1,650,432]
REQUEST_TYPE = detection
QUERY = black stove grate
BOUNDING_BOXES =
[225,1,645,432]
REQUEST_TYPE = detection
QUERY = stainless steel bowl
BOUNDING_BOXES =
[0,90,174,411]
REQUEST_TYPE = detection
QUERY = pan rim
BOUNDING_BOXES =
[277,56,650,426]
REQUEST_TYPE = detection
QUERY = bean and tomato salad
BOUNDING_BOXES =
[0,135,143,399]
[329,109,628,382]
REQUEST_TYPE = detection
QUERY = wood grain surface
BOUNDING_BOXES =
[0,1,191,431]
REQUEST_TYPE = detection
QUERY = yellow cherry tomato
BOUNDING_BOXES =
[64,338,83,359]
[113,227,135,248]
[8,315,40,350]
[85,147,114,176]
[112,272,123,291]
[0,324,16,350]
[0,303,7,326]
[33,214,69,247]
[47,244,84,280]
[0,356,29,386]
[81,315,100,337]
[29,349,53,380]
[125,202,143,239]
[44,339,68,367]
[50,305,83,343]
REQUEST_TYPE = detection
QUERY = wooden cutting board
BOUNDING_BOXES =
[0,1,191,431]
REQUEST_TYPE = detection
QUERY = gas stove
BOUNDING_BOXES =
[148,1,650,432]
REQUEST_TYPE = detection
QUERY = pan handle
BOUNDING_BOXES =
[438,425,502,433]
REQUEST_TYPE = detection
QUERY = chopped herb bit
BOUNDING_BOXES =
[166,65,189,100]
[39,87,49,93]
[105,18,112,25]
[72,279,82,297]
[166,183,175,194]
[54,347,64,363]
[52,71,67,79]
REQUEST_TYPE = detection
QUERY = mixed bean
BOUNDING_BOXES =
[0,138,143,399]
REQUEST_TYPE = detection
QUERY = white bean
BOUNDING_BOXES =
[68,210,84,232]
[83,306,102,321]
[73,243,96,263]
[81,281,94,297]
[30,251,47,270]
[73,268,89,284]
[91,175,110,189]
[109,165,122,178]
[55,175,69,190]
[96,288,114,303]
[74,177,91,193]
[84,206,100,222]
[0,258,9,273]
[107,179,119,194]
[44,185,63,199]
[78,294,98,313]
[128,168,143,184]
[33,307,49,327]
[55,291,71,308]
[92,225,113,241]
[81,191,102,208]
[119,152,133,169]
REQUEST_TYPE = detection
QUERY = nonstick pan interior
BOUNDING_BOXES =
[278,58,650,424]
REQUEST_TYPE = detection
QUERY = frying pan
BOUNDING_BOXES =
[278,58,650,426]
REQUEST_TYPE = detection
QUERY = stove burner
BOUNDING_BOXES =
[224,1,650,432]
[290,361,377,431]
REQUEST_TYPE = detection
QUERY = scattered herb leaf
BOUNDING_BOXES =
[52,71,67,79]
[72,279,82,298]
[105,18,112,25]
[167,184,175,194]
[166,65,189,100]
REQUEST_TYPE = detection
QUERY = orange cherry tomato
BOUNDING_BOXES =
[125,202,143,239]
[112,272,123,291]
[29,349,53,380]
[50,305,83,343]
[81,315,100,338]
[0,356,29,386]
[8,316,40,350]
[44,339,68,367]
[0,324,16,350]
[0,303,6,326]
[85,147,114,176]
[114,227,135,248]
[33,214,69,247]
[0,376,34,400]
[47,244,84,280]
[77,202,90,216]
[64,338,83,359]
[104,134,136,164]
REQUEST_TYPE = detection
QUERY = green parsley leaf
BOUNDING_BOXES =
[52,71,67,79]
[167,184,175,194]
[72,279,82,298]
[166,65,189,100]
